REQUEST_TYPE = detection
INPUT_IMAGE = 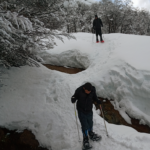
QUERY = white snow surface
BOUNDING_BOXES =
[1,33,150,150]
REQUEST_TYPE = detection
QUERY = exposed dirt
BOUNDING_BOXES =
[0,128,49,150]
[43,64,84,74]
[95,98,150,134]
[44,64,150,134]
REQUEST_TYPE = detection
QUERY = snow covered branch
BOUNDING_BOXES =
[0,0,76,67]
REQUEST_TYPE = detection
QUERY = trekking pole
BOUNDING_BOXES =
[100,104,109,137]
[92,27,95,43]
[92,33,94,43]
[103,34,105,41]
[74,103,81,142]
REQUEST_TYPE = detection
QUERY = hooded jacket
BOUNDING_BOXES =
[93,18,103,30]
[71,85,101,113]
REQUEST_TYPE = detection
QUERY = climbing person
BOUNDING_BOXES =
[93,15,104,43]
[71,82,102,150]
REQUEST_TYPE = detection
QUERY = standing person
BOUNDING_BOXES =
[93,15,104,43]
[71,83,102,150]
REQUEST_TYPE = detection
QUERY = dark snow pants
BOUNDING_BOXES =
[95,28,103,42]
[78,110,93,137]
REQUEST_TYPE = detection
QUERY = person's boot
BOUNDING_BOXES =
[100,38,104,43]
[89,131,102,141]
[96,38,99,43]
[82,136,92,150]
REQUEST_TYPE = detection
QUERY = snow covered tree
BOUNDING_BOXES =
[63,1,79,33]
[131,10,150,35]
[90,0,150,35]
[0,0,75,67]
[1,0,150,69]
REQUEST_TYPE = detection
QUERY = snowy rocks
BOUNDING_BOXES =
[100,99,126,125]
[0,128,49,150]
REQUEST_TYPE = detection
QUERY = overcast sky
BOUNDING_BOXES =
[92,0,150,11]
[132,0,150,11]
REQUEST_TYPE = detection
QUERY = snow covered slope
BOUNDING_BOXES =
[1,33,150,150]
[41,33,150,125]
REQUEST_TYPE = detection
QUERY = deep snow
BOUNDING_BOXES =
[41,33,150,126]
[0,33,150,150]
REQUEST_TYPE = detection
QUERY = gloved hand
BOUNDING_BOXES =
[71,96,76,103]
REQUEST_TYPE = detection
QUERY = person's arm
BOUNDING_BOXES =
[100,19,103,27]
[71,88,79,103]
[93,87,101,104]
[93,19,95,30]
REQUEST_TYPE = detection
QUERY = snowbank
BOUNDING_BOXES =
[1,33,150,150]
[41,33,150,126]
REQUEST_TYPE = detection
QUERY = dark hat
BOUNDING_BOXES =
[84,83,92,91]
[95,15,98,18]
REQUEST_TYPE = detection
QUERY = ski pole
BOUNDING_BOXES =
[92,27,95,43]
[102,34,105,41]
[74,103,81,142]
[100,104,109,137]
[92,32,94,43]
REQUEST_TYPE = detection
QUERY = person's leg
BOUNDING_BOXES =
[95,29,99,42]
[78,111,92,149]
[87,111,102,141]
[98,28,103,41]
[87,111,93,132]
[78,111,89,137]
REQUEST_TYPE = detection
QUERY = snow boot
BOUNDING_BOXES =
[89,131,102,141]
[82,136,92,150]
[96,38,99,43]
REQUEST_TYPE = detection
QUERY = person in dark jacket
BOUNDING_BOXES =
[93,15,104,43]
[71,82,101,149]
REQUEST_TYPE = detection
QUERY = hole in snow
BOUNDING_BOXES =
[43,64,84,74]
[42,49,90,69]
